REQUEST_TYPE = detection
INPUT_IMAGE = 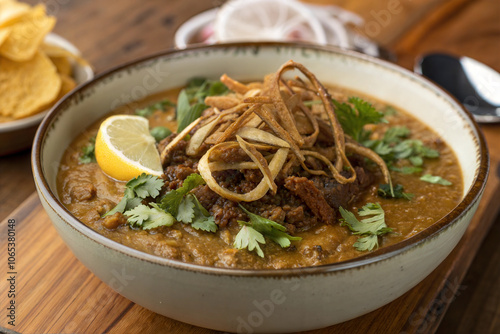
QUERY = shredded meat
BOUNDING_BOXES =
[164,145,378,230]
[193,185,245,228]
[210,146,249,163]
[312,166,374,209]
[284,176,336,225]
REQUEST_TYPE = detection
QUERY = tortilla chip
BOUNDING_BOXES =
[0,4,56,61]
[0,51,61,119]
[49,55,72,76]
[0,0,30,28]
[0,27,10,46]
[41,42,90,67]
[56,73,77,99]
[0,115,15,123]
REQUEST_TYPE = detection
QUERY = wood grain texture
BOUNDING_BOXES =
[0,152,34,221]
[436,209,500,334]
[393,0,500,71]
[1,0,500,333]
[302,0,458,45]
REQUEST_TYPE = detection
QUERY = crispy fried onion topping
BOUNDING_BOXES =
[161,60,391,202]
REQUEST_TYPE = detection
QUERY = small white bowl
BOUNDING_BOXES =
[0,33,94,156]
[32,43,488,333]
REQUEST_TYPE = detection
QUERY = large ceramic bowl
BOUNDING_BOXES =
[32,43,488,333]
[0,33,93,156]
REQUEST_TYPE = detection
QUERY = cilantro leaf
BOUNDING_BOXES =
[124,205,149,227]
[105,196,129,217]
[176,78,229,132]
[185,77,229,103]
[378,184,414,200]
[135,99,175,118]
[420,174,452,185]
[393,140,439,162]
[390,166,423,174]
[383,126,410,144]
[383,105,398,116]
[192,214,217,233]
[125,203,175,230]
[339,203,392,251]
[364,126,441,188]
[79,136,96,164]
[333,97,385,142]
[266,229,301,248]
[234,225,265,258]
[239,205,288,233]
[105,173,217,233]
[177,103,207,132]
[177,194,196,223]
[189,194,218,232]
[354,235,379,251]
[160,174,216,232]
[127,174,164,199]
[104,174,164,217]
[160,173,206,217]
[235,205,301,257]
[150,126,172,142]
[208,81,229,96]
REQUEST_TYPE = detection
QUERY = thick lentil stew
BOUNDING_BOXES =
[57,61,463,269]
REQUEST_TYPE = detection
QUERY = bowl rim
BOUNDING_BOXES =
[32,42,489,277]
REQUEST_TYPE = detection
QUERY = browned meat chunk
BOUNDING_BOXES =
[102,212,127,230]
[284,176,336,225]
[69,182,96,201]
[312,167,374,209]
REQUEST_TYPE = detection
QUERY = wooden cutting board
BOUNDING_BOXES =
[0,125,499,334]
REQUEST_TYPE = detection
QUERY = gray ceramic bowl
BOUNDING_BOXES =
[32,43,488,333]
[0,33,93,156]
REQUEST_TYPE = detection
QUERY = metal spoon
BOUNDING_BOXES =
[415,53,500,123]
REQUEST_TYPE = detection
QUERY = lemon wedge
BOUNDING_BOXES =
[213,0,326,44]
[95,115,163,181]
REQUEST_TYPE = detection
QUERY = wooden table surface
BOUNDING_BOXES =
[1,0,499,333]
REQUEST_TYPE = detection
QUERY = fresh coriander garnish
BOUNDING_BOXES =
[378,184,414,200]
[185,77,229,103]
[104,173,164,217]
[106,173,217,233]
[234,205,301,258]
[176,78,228,132]
[420,174,452,185]
[160,173,217,232]
[383,105,398,116]
[160,173,205,217]
[234,225,266,258]
[177,98,207,132]
[382,126,411,144]
[125,203,175,230]
[79,136,96,164]
[389,166,423,174]
[364,126,440,180]
[333,97,385,142]
[339,203,392,252]
[392,139,439,164]
[135,99,176,118]
[175,193,217,232]
[150,126,172,142]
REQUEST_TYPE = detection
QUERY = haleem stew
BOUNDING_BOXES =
[57,60,462,269]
